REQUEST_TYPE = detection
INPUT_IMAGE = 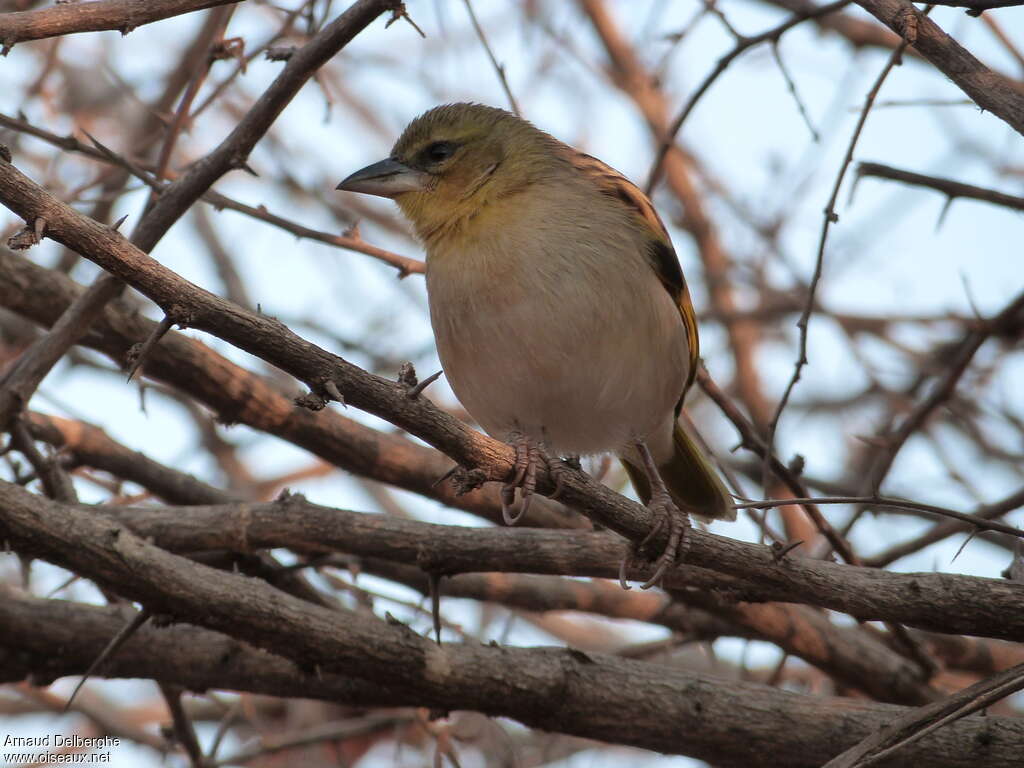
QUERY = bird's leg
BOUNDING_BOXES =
[501,429,541,525]
[628,439,692,590]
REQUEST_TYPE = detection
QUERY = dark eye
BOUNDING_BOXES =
[424,141,456,163]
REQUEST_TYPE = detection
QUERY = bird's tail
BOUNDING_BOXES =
[622,422,735,522]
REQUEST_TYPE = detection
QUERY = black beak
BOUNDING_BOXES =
[336,158,429,198]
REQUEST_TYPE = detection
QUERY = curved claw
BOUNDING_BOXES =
[499,431,544,527]
[501,484,526,526]
[640,557,671,591]
[638,520,679,593]
[618,551,633,591]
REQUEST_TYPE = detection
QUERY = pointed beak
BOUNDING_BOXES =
[336,158,429,198]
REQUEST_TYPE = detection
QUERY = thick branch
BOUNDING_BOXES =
[363,559,939,705]
[1,495,1022,767]
[9,486,1022,642]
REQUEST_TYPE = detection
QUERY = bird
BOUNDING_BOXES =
[338,103,733,588]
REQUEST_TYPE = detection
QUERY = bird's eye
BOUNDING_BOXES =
[424,141,456,163]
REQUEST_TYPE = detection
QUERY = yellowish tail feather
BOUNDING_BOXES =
[622,423,735,522]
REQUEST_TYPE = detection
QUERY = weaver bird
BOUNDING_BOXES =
[339,103,733,587]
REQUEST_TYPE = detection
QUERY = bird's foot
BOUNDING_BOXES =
[547,455,581,501]
[638,486,691,589]
[619,440,692,590]
[500,431,543,525]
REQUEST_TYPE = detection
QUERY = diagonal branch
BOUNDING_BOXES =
[824,662,1024,768]
[0,249,576,531]
[854,0,1024,136]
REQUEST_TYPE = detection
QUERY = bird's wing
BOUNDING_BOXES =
[564,150,699,401]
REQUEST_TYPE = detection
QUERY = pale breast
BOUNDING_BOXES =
[425,183,689,457]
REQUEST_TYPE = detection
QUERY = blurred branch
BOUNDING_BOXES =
[127,0,403,253]
[0,0,243,51]
[856,161,1024,212]
[759,0,919,52]
[0,111,426,276]
[695,368,857,563]
[0,0,400,450]
[10,0,400,417]
[915,0,1024,8]
[981,13,1024,72]
[192,204,254,309]
[0,275,123,430]
[25,411,234,505]
[646,0,852,193]
[863,289,1024,495]
[461,0,520,116]
[11,682,168,753]
[765,31,913,517]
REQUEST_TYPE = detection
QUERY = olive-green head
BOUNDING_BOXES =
[337,103,559,240]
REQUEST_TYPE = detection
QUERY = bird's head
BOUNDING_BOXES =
[337,103,558,242]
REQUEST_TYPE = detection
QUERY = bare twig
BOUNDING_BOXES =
[125,313,175,382]
[863,289,1024,495]
[65,608,152,709]
[0,112,425,277]
[734,495,1024,541]
[857,161,1024,212]
[764,25,917,491]
[823,663,1024,768]
[0,276,124,429]
[645,0,851,193]
[865,486,1024,567]
[461,0,520,116]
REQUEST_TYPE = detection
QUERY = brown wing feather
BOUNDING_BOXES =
[563,150,700,403]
